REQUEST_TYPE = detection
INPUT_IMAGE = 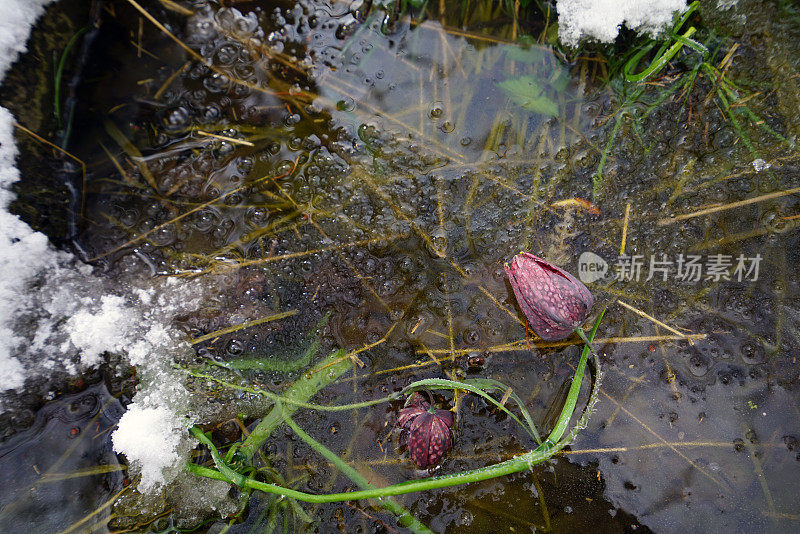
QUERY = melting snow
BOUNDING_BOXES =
[111,405,187,491]
[557,0,689,46]
[0,0,202,490]
[0,0,65,391]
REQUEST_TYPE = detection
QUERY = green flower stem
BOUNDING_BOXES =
[238,349,352,460]
[574,327,594,353]
[546,309,604,445]
[185,374,540,442]
[402,378,541,443]
[465,378,542,443]
[190,430,566,502]
[284,415,433,534]
[188,309,605,502]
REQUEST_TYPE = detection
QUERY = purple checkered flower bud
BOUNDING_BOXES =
[397,391,454,470]
[504,252,594,341]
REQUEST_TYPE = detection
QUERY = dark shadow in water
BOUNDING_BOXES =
[0,382,124,533]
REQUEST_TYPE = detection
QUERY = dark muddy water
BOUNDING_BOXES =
[2,0,800,532]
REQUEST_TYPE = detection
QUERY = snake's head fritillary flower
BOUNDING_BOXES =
[397,391,454,470]
[504,252,594,341]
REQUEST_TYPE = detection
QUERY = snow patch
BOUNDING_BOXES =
[111,405,186,492]
[0,0,62,390]
[557,0,689,46]
[0,0,206,490]
[0,0,55,81]
[66,295,137,366]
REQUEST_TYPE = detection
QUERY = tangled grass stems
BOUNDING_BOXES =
[284,416,434,534]
[623,2,704,83]
[593,0,793,198]
[183,370,543,444]
[235,349,352,462]
[593,2,706,198]
[188,311,605,507]
[190,349,430,532]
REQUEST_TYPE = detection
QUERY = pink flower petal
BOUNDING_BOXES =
[505,253,593,341]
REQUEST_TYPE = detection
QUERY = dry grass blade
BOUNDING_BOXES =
[197,130,255,146]
[620,203,631,255]
[103,118,159,194]
[408,19,518,46]
[155,60,191,99]
[158,0,194,15]
[616,299,692,341]
[189,310,298,345]
[476,285,526,327]
[40,464,126,482]
[599,389,726,489]
[189,233,407,276]
[128,0,205,63]
[415,333,707,356]
[99,141,136,187]
[88,158,299,261]
[13,122,87,218]
[128,0,288,99]
[56,481,132,534]
[658,186,800,225]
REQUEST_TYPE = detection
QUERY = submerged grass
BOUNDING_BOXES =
[4,0,798,531]
[186,311,605,530]
[584,1,795,198]
[45,0,796,530]
[53,26,89,133]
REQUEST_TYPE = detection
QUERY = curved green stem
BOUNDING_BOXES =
[547,309,604,444]
[238,349,351,460]
[574,327,595,355]
[184,373,541,441]
[190,425,570,502]
[403,378,541,442]
[54,26,89,128]
[285,415,433,534]
[188,310,605,502]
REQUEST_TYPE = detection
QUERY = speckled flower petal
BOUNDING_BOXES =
[397,404,427,430]
[408,409,454,469]
[397,391,431,429]
[505,252,593,341]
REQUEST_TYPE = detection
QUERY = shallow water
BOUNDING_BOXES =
[2,0,800,532]
[0,383,123,531]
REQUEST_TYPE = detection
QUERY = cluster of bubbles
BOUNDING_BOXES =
[77,0,597,373]
[68,0,800,419]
